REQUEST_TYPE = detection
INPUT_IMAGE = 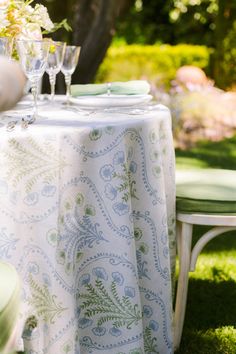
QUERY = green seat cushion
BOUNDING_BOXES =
[0,262,20,350]
[176,169,236,213]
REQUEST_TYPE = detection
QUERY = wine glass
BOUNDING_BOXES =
[0,37,13,58]
[61,45,81,105]
[16,39,50,122]
[46,41,66,101]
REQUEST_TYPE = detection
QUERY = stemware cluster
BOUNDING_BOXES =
[0,37,13,58]
[0,36,81,122]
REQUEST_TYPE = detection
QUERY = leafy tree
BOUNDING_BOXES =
[116,0,218,46]
[170,0,218,46]
[213,0,236,87]
[116,0,173,44]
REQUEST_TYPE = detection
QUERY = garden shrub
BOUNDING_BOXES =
[96,43,211,89]
[221,21,236,89]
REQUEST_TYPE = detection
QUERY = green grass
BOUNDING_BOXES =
[176,135,236,170]
[176,136,236,354]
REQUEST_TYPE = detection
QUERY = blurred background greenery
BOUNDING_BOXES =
[39,0,236,90]
[39,0,236,148]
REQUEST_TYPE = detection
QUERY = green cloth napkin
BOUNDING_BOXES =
[71,80,150,96]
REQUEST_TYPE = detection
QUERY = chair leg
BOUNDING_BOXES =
[174,221,193,351]
[176,220,182,260]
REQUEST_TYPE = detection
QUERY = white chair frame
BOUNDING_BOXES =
[173,212,236,351]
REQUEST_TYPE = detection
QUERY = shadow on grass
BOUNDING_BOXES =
[186,278,236,330]
[192,227,236,253]
[176,135,236,170]
[176,326,236,354]
[176,278,236,354]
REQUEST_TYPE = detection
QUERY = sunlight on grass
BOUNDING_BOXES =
[176,156,208,169]
[178,327,236,354]
[191,253,236,282]
[176,135,236,170]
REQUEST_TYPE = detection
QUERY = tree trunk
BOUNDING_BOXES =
[72,0,134,84]
[41,0,134,92]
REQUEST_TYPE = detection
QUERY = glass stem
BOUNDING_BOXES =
[49,73,56,101]
[31,81,38,122]
[65,73,71,105]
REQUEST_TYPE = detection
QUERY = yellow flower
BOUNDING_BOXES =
[49,44,56,53]
[7,23,22,36]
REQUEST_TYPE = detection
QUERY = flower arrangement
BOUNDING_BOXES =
[0,0,70,40]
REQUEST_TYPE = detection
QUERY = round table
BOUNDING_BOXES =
[0,101,175,354]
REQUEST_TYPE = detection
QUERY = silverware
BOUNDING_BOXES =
[6,120,17,131]
[21,115,35,129]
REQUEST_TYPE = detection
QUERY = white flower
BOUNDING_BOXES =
[0,9,9,28]
[32,4,54,31]
[18,22,42,40]
[24,5,34,16]
[0,0,9,9]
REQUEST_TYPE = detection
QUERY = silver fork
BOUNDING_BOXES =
[6,120,18,131]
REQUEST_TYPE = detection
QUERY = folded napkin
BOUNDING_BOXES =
[71,80,150,96]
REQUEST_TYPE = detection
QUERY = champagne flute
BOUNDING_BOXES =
[61,45,81,105]
[0,37,13,58]
[46,41,66,101]
[16,39,49,122]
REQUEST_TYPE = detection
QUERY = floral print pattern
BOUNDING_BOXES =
[0,106,175,353]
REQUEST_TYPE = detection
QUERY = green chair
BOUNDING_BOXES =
[0,261,21,354]
[174,169,236,350]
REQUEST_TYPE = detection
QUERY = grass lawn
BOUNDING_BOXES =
[175,135,236,354]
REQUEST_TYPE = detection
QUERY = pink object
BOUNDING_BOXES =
[0,56,26,111]
[176,65,208,86]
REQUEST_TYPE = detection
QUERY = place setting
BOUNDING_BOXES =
[0,33,156,125]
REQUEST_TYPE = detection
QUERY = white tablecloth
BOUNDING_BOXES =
[0,102,175,354]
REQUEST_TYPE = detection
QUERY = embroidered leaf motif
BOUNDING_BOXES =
[79,279,142,329]
[144,327,159,354]
[136,250,150,280]
[0,228,19,258]
[113,163,139,202]
[28,275,67,324]
[4,138,68,192]
[60,213,108,271]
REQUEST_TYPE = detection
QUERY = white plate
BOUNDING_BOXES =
[70,94,153,108]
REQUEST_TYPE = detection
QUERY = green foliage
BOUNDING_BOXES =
[43,18,72,35]
[221,20,236,88]
[116,0,173,45]
[96,43,211,88]
[170,0,218,46]
[116,0,217,46]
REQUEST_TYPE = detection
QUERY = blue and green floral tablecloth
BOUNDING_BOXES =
[0,103,175,354]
